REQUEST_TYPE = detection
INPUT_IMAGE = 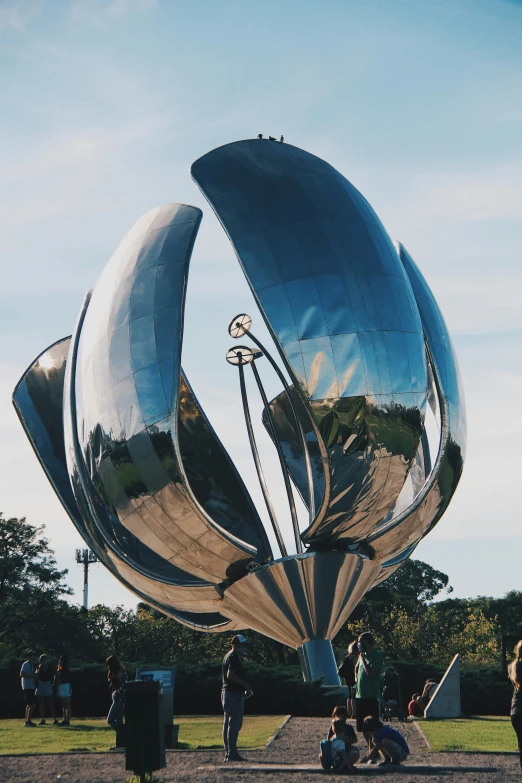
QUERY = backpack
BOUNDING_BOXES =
[320,739,333,769]
[337,655,356,687]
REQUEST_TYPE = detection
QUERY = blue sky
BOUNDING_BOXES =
[0,0,521,607]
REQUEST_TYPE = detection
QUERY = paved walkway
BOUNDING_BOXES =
[0,717,520,783]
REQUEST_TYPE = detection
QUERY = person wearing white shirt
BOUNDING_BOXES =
[20,651,38,727]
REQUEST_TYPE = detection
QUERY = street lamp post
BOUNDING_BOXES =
[75,548,98,609]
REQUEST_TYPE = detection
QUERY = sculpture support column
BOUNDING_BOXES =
[297,639,341,686]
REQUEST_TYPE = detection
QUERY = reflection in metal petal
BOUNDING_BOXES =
[13,338,89,543]
[191,141,428,546]
[368,243,466,562]
[64,203,271,586]
[13,334,237,630]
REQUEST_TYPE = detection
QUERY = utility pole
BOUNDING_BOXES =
[75,549,98,609]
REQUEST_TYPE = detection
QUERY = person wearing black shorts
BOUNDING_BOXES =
[20,651,38,727]
[354,632,384,752]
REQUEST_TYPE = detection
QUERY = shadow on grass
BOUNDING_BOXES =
[57,724,111,732]
[423,717,508,723]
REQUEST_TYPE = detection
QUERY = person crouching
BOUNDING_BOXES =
[361,715,409,766]
[327,706,359,761]
[320,718,358,774]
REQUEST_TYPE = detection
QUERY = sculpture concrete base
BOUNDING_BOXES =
[425,653,461,718]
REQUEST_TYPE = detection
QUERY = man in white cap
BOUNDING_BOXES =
[222,634,253,762]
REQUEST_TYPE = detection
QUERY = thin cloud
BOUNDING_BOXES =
[400,166,522,223]
[0,0,43,30]
[68,0,157,29]
[0,115,168,185]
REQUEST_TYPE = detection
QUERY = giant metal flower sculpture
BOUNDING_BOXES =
[13,140,465,684]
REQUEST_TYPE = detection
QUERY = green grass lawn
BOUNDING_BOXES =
[0,715,286,755]
[419,716,518,753]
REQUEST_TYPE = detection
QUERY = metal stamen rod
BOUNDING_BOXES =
[231,318,315,522]
[238,362,288,558]
[250,359,303,555]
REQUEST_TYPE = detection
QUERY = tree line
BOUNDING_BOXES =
[1,513,521,669]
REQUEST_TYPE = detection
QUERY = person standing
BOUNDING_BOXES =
[509,640,522,771]
[54,654,81,725]
[222,634,252,762]
[20,650,38,727]
[338,641,359,717]
[35,654,57,725]
[354,632,384,745]
[106,656,129,733]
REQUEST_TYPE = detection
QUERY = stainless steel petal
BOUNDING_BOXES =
[191,140,428,546]
[13,333,231,628]
[66,203,271,586]
[368,243,466,561]
[220,551,381,649]
[12,338,91,545]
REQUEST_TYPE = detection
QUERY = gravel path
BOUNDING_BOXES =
[0,717,520,783]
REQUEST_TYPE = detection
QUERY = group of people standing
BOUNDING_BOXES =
[220,631,409,769]
[20,650,127,733]
[337,633,384,730]
[20,651,76,727]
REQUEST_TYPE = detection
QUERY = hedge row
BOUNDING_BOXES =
[0,659,513,719]
[380,660,513,716]
[0,661,341,719]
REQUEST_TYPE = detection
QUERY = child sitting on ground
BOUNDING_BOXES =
[360,716,409,766]
[408,693,423,717]
[320,714,359,774]
[327,706,359,759]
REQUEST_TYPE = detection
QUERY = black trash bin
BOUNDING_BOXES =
[125,680,166,778]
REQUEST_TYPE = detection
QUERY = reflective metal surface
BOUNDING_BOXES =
[298,639,341,686]
[14,140,465,680]
[191,141,428,547]
[13,338,88,543]
[220,551,381,648]
[13,333,238,630]
[65,203,271,590]
[368,242,466,562]
[229,314,316,523]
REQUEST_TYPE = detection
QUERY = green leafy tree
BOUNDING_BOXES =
[90,603,298,667]
[339,559,453,655]
[85,604,136,659]
[379,559,452,605]
[0,514,72,649]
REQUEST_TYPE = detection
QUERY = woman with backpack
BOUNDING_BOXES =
[337,641,359,718]
[106,655,129,731]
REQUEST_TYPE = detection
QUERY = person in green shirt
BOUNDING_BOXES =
[354,632,384,746]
